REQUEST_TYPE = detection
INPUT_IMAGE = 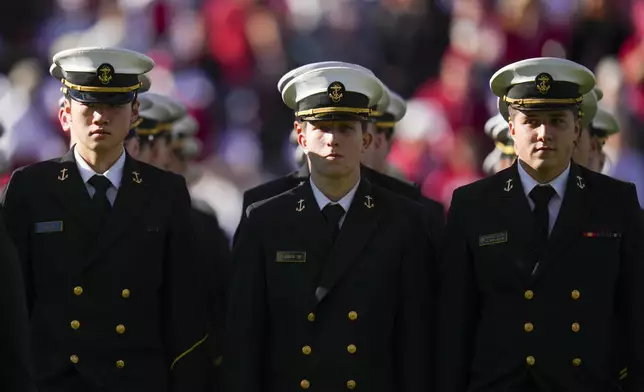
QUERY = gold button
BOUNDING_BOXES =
[73,286,83,296]
[572,323,580,333]
[116,360,125,369]
[347,380,357,390]
[70,355,79,364]
[524,290,534,300]
[526,356,536,366]
[300,379,310,389]
[307,313,315,322]
[571,290,580,300]
[524,322,534,332]
[572,358,582,367]
[302,345,312,355]
[347,344,357,354]
[70,320,80,330]
[121,289,130,299]
[116,324,126,334]
[348,311,358,321]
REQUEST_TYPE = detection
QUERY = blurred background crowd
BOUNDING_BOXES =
[0,0,643,240]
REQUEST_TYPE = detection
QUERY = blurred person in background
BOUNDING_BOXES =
[168,113,231,391]
[133,92,177,166]
[367,85,446,246]
[363,88,406,180]
[482,112,516,175]
[591,107,621,174]
[571,87,604,172]
[437,57,644,392]
[1,47,210,392]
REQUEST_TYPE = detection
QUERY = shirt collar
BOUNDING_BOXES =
[74,146,126,189]
[310,177,360,213]
[517,159,570,200]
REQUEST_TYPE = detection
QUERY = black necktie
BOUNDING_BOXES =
[322,203,345,242]
[88,175,112,228]
[529,185,555,251]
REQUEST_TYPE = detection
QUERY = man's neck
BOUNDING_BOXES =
[519,159,567,184]
[310,168,360,202]
[76,144,123,174]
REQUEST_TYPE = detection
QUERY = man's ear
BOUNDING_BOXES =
[295,121,307,151]
[130,100,140,124]
[60,101,72,131]
[362,131,373,151]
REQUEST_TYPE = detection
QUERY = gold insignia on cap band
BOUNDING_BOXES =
[62,79,143,93]
[495,142,516,155]
[295,107,372,117]
[370,110,384,117]
[503,96,583,106]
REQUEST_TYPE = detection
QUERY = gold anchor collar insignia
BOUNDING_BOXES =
[296,199,305,212]
[327,81,345,104]
[364,195,374,209]
[58,168,69,181]
[535,72,552,95]
[576,175,585,189]
[97,63,114,85]
[504,178,513,192]
[132,171,142,184]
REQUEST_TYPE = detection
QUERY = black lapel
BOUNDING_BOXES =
[534,162,591,280]
[85,155,148,265]
[286,182,334,312]
[50,148,98,232]
[315,178,382,304]
[497,161,540,276]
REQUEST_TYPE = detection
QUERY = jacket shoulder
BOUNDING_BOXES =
[451,171,502,201]
[242,174,302,209]
[366,167,420,199]
[245,182,303,219]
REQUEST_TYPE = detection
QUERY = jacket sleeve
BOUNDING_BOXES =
[223,209,267,392]
[0,206,37,392]
[620,185,644,392]
[395,206,434,391]
[0,170,34,313]
[435,188,479,392]
[166,176,210,392]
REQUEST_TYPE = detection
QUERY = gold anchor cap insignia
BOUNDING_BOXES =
[58,168,69,181]
[504,178,513,192]
[296,199,305,212]
[132,171,142,184]
[576,175,585,189]
[364,195,374,209]
[535,72,552,95]
[97,63,114,85]
[327,81,345,104]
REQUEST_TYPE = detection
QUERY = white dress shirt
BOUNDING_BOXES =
[74,147,126,206]
[310,177,360,228]
[517,160,570,235]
